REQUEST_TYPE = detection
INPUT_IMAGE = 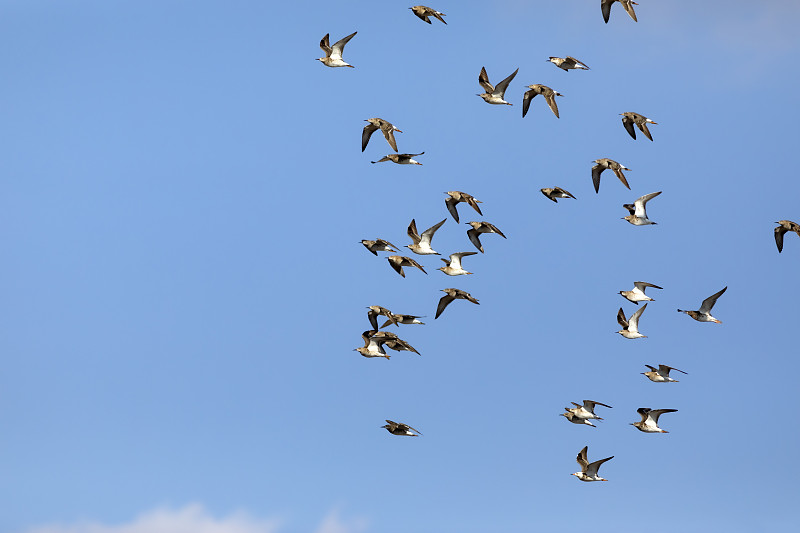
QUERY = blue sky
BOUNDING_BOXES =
[1,1,799,532]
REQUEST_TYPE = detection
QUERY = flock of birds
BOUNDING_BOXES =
[318,4,799,482]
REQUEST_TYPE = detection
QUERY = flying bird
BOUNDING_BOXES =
[622,191,662,226]
[361,238,400,256]
[317,31,357,68]
[371,331,420,355]
[380,314,425,328]
[561,411,597,427]
[619,281,662,304]
[677,286,727,323]
[547,56,590,71]
[522,84,563,118]
[592,158,631,193]
[617,303,648,339]
[406,218,447,255]
[354,330,391,359]
[435,288,479,319]
[631,408,677,433]
[371,152,424,165]
[438,252,478,276]
[540,187,576,203]
[774,220,800,252]
[362,118,402,152]
[367,306,398,330]
[621,112,657,141]
[642,364,687,383]
[572,446,614,482]
[477,66,519,105]
[444,191,483,223]
[382,420,422,436]
[409,5,446,24]
[601,0,638,24]
[567,400,613,420]
[466,221,506,253]
[387,255,428,277]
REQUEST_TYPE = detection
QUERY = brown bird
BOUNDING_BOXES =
[445,191,483,223]
[522,84,563,118]
[354,330,391,359]
[380,314,425,328]
[592,158,631,193]
[774,220,800,253]
[677,286,727,323]
[621,112,657,141]
[631,408,677,433]
[466,221,506,253]
[601,0,638,24]
[317,31,357,68]
[362,118,402,152]
[435,288,479,319]
[541,187,576,203]
[367,306,398,330]
[572,446,614,482]
[477,66,519,105]
[409,5,446,24]
[371,152,424,165]
[547,56,590,71]
[361,238,400,256]
[387,255,427,277]
[382,420,422,436]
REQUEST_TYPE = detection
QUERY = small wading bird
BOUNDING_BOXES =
[371,152,424,165]
[540,187,576,203]
[354,330,390,359]
[592,158,630,192]
[561,411,597,427]
[382,420,422,436]
[435,288,479,319]
[361,238,400,256]
[522,84,563,118]
[367,306,398,330]
[677,286,727,323]
[380,314,425,328]
[567,400,613,420]
[572,446,613,482]
[406,218,447,255]
[622,191,662,226]
[619,281,662,304]
[617,303,648,339]
[601,0,638,24]
[362,118,402,152]
[631,408,677,433]
[409,5,446,24]
[642,364,687,383]
[317,31,357,68]
[445,191,483,223]
[621,112,657,141]
[774,220,800,252]
[477,66,519,105]
[387,255,427,277]
[466,221,506,253]
[371,331,420,355]
[547,56,589,71]
[438,252,477,276]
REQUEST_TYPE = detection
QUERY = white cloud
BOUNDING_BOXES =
[20,504,367,533]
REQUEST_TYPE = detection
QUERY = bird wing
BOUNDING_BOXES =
[377,238,400,251]
[623,0,638,22]
[381,127,399,152]
[567,56,589,69]
[367,309,379,330]
[775,225,787,252]
[616,308,629,329]
[522,89,535,118]
[638,121,653,141]
[591,164,603,193]
[555,187,575,199]
[699,286,727,314]
[432,10,446,24]
[401,422,423,435]
[449,252,477,270]
[637,408,651,422]
[330,31,357,60]
[421,218,447,245]
[661,364,687,375]
[459,290,479,304]
[649,409,677,424]
[406,257,427,274]
[576,446,589,470]
[435,294,455,318]
[634,191,661,218]
[644,364,658,372]
[612,166,631,190]
[586,400,612,409]
[601,0,613,23]
[622,114,637,139]
[319,33,332,55]
[628,302,648,333]
[465,195,483,215]
[493,68,519,97]
[634,281,663,291]
[407,219,421,243]
[361,122,379,152]
[485,222,506,238]
[586,456,613,477]
[387,256,405,277]
[478,67,495,93]
[445,197,460,222]
[545,93,560,118]
[467,228,484,253]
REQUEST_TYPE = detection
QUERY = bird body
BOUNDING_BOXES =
[477,67,519,105]
[522,84,563,118]
[435,288,479,318]
[406,218,447,255]
[573,446,613,482]
[362,118,402,152]
[371,152,424,165]
[382,420,422,436]
[621,112,657,141]
[548,56,589,71]
[617,303,648,339]
[466,221,506,253]
[631,408,677,433]
[592,158,630,192]
[677,286,727,323]
[438,252,477,276]
[620,281,662,304]
[355,330,391,359]
[540,187,576,203]
[445,191,483,223]
[361,238,400,256]
[567,400,612,420]
[561,411,596,427]
[317,31,357,67]
[774,220,800,252]
[387,255,427,277]
[642,364,687,383]
[622,191,662,225]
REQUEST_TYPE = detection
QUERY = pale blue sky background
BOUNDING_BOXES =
[1,1,799,532]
